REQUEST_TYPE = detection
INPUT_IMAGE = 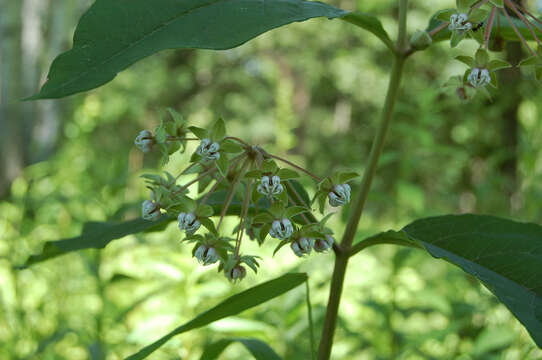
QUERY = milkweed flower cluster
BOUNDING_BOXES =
[135,110,359,282]
[430,0,540,100]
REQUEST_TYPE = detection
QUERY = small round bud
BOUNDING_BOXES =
[194,245,219,265]
[468,68,491,88]
[226,265,247,282]
[410,30,432,50]
[269,218,294,240]
[449,13,472,33]
[328,183,351,207]
[257,175,283,197]
[142,200,161,221]
[134,130,154,153]
[314,235,334,253]
[178,212,201,235]
[196,138,220,161]
[291,237,315,257]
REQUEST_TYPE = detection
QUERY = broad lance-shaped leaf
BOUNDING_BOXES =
[30,0,347,99]
[200,338,281,360]
[126,273,307,360]
[358,214,542,348]
[18,217,171,268]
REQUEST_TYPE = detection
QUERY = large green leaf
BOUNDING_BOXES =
[357,214,542,348]
[427,13,542,43]
[200,338,281,360]
[18,217,170,268]
[126,273,307,360]
[30,0,347,99]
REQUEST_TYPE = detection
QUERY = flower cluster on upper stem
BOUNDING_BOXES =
[134,110,359,282]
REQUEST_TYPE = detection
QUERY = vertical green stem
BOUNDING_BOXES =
[316,1,409,358]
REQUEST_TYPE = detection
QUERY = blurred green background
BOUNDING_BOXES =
[2,0,542,359]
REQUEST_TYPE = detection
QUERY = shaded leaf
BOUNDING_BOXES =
[30,0,347,99]
[362,214,542,348]
[200,337,282,360]
[19,217,171,268]
[126,273,307,359]
[340,12,394,52]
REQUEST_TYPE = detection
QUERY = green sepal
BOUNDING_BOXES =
[245,170,263,179]
[519,56,541,67]
[450,31,465,47]
[284,206,308,219]
[436,9,457,22]
[210,118,226,141]
[216,154,229,176]
[220,139,244,153]
[488,59,512,71]
[252,212,274,224]
[196,204,214,218]
[261,159,278,173]
[269,201,285,218]
[489,71,498,88]
[475,48,490,67]
[455,55,475,67]
[273,239,290,256]
[199,217,218,236]
[259,223,272,243]
[188,126,208,139]
[469,8,488,23]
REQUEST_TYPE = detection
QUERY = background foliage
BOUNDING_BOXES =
[2,0,542,358]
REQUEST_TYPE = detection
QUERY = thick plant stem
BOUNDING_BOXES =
[317,2,408,356]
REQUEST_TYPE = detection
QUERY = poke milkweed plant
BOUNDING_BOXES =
[22,0,542,358]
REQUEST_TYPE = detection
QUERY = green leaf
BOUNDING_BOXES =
[340,12,394,52]
[277,168,300,180]
[338,171,359,184]
[363,214,542,348]
[245,170,263,179]
[200,338,282,360]
[286,179,311,207]
[126,273,307,360]
[200,217,218,235]
[261,159,278,173]
[19,217,171,268]
[211,118,227,141]
[475,48,489,67]
[252,212,274,224]
[519,56,541,67]
[29,0,347,99]
[469,8,488,23]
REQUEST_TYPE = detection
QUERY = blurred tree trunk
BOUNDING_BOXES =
[0,0,24,196]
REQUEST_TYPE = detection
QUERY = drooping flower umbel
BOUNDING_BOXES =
[134,130,154,153]
[314,235,334,253]
[291,237,315,257]
[194,245,219,265]
[178,212,201,235]
[142,200,161,221]
[257,175,283,197]
[269,218,294,240]
[468,68,491,88]
[196,138,220,161]
[328,183,351,207]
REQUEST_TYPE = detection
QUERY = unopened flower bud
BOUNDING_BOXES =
[196,138,220,161]
[468,68,491,88]
[328,183,351,207]
[134,130,154,153]
[194,245,219,265]
[178,212,201,235]
[142,200,161,221]
[226,265,247,282]
[410,30,432,50]
[257,175,283,197]
[291,237,315,257]
[449,13,472,33]
[314,235,334,253]
[269,218,294,240]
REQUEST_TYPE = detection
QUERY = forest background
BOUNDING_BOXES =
[1,0,542,358]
